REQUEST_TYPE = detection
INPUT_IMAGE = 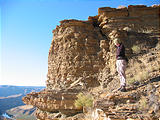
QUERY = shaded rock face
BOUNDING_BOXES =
[23,5,160,120]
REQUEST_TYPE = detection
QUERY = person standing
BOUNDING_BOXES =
[114,38,128,92]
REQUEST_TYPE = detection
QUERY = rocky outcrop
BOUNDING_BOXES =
[47,20,105,90]
[94,75,160,119]
[23,89,82,115]
[23,5,160,120]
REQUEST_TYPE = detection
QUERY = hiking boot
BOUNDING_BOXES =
[118,86,127,92]
[118,86,123,91]
[120,86,127,92]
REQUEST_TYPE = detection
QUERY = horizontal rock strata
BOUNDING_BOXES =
[22,89,82,115]
[23,5,160,120]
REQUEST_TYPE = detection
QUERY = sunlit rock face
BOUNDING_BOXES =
[23,5,160,120]
[46,20,105,90]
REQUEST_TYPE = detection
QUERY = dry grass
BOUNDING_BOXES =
[127,61,151,85]
[127,59,159,85]
[131,45,141,54]
[128,70,150,85]
[128,78,136,85]
[139,71,149,81]
[74,92,93,110]
[139,96,148,111]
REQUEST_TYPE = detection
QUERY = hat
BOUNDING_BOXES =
[114,38,121,45]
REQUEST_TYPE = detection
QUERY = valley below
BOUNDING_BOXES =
[0,85,45,120]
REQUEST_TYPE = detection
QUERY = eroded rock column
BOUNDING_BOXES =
[46,20,105,90]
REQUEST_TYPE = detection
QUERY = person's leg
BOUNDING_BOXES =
[116,60,122,90]
[119,60,126,87]
[116,60,127,91]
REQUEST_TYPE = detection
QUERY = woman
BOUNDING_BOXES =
[114,38,128,92]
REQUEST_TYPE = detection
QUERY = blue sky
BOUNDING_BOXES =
[0,0,159,86]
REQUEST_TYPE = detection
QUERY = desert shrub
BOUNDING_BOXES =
[128,70,150,85]
[74,93,93,110]
[134,75,141,82]
[132,45,141,54]
[140,71,149,81]
[139,96,148,111]
[128,78,137,85]
[135,71,150,82]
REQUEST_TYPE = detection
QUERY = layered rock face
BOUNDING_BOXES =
[23,5,160,120]
[47,20,105,90]
[23,89,83,119]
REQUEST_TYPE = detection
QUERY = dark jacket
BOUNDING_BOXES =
[116,43,128,62]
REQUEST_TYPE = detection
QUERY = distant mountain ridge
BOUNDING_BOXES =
[0,85,45,97]
[0,85,45,116]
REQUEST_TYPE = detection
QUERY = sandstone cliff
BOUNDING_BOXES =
[23,5,160,120]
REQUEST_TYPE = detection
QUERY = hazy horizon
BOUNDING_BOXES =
[0,0,160,86]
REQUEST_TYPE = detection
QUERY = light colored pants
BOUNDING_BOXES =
[116,60,127,86]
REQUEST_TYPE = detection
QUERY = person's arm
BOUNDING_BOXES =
[116,45,123,58]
